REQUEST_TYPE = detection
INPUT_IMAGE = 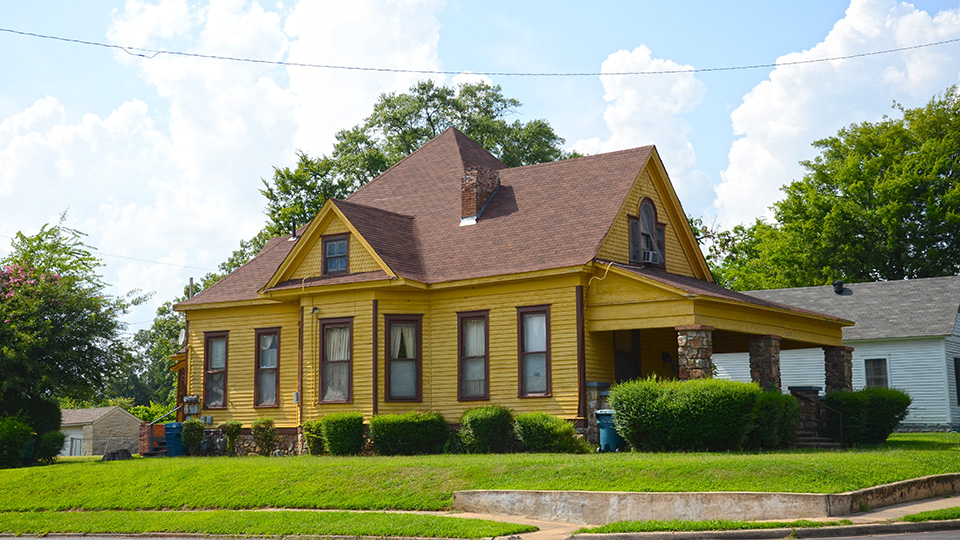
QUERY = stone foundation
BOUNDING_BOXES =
[789,386,823,435]
[584,381,611,444]
[676,325,714,379]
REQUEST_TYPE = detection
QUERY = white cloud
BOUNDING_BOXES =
[1,0,449,329]
[571,45,715,215]
[714,0,960,227]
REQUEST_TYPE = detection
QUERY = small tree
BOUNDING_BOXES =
[218,421,243,457]
[181,418,205,456]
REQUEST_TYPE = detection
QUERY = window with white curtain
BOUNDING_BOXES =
[459,312,488,400]
[204,331,228,409]
[518,306,550,396]
[255,328,279,407]
[320,320,352,402]
[386,315,421,401]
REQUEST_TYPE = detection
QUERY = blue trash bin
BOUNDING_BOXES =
[596,409,624,452]
[165,422,184,457]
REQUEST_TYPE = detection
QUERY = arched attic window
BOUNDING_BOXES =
[629,199,666,266]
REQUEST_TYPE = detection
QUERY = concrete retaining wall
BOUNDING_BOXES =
[453,473,960,525]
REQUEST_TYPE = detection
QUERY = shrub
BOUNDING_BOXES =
[320,412,365,456]
[514,412,590,453]
[369,412,448,455]
[218,421,243,457]
[252,417,279,456]
[0,417,33,469]
[302,419,324,455]
[181,418,205,456]
[34,431,66,465]
[459,405,516,453]
[824,390,869,445]
[610,377,761,451]
[860,387,912,444]
[745,391,782,450]
[777,393,800,447]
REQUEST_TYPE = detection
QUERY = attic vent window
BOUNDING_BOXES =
[323,235,349,275]
[629,199,666,266]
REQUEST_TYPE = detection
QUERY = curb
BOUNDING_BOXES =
[568,518,960,540]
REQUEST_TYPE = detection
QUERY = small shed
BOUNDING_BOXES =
[59,406,143,456]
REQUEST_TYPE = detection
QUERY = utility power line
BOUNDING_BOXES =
[2,27,958,77]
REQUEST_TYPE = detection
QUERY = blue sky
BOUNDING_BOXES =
[2,0,959,334]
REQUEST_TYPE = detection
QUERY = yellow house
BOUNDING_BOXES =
[175,128,851,449]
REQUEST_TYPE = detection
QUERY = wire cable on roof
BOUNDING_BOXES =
[2,27,958,77]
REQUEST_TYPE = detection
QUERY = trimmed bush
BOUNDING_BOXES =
[824,390,869,445]
[182,418,205,456]
[302,419,324,455]
[34,431,66,464]
[514,412,590,453]
[320,412,365,455]
[218,421,243,457]
[459,405,516,453]
[369,412,448,455]
[777,393,800,447]
[860,387,912,444]
[610,377,762,451]
[746,391,782,450]
[252,418,279,456]
[0,417,34,469]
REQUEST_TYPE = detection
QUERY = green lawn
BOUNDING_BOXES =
[0,510,536,538]
[0,433,956,513]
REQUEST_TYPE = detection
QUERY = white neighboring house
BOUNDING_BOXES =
[714,275,960,431]
[59,406,143,456]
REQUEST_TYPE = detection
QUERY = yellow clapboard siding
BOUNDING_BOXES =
[186,303,300,428]
[596,167,697,277]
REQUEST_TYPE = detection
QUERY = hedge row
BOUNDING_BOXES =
[459,405,590,454]
[608,377,798,452]
[0,397,65,469]
[824,387,911,445]
[303,412,365,456]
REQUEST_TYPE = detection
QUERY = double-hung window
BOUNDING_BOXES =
[255,328,280,407]
[204,331,228,409]
[323,235,349,275]
[320,318,352,402]
[386,315,422,401]
[864,358,888,388]
[518,306,550,397]
[458,311,489,401]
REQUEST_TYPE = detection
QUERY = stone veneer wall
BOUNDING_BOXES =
[749,335,782,392]
[823,346,854,393]
[676,325,714,379]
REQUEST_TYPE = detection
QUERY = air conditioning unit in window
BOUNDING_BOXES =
[641,250,662,264]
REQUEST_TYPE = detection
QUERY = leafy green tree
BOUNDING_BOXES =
[0,220,141,403]
[713,86,960,289]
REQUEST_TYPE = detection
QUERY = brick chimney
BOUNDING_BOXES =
[461,167,500,226]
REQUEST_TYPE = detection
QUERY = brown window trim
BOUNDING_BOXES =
[203,330,229,410]
[517,305,552,398]
[321,233,350,275]
[254,327,281,409]
[457,310,490,401]
[319,317,353,404]
[384,314,423,402]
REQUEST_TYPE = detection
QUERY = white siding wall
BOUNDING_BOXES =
[714,337,952,428]
[59,425,84,456]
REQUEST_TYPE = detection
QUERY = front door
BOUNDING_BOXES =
[614,330,642,383]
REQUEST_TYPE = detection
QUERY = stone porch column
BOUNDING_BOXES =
[748,335,782,392]
[823,346,854,393]
[676,325,714,379]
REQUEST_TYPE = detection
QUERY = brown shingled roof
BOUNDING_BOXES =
[179,128,659,305]
[347,128,653,282]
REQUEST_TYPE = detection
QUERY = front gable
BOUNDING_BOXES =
[596,149,711,281]
[264,201,394,291]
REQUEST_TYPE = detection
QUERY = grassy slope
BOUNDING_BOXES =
[0,433,956,512]
[0,510,537,538]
